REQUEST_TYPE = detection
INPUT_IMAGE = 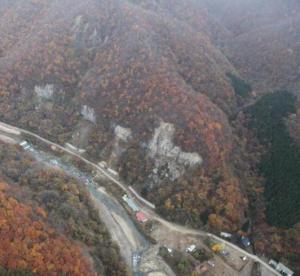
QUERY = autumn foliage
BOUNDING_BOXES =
[0,0,243,233]
[0,0,300,274]
[0,182,92,275]
[0,143,128,275]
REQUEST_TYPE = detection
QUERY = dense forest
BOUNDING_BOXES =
[243,91,300,273]
[0,142,128,276]
[0,182,92,276]
[226,73,252,98]
[247,90,300,228]
[0,0,300,274]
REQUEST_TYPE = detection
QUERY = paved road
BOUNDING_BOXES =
[0,121,281,276]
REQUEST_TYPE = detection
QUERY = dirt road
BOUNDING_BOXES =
[0,121,280,276]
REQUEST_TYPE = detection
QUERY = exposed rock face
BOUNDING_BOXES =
[149,121,202,181]
[0,0,241,232]
[0,0,235,172]
[34,84,54,100]
[81,105,96,123]
[1,1,300,273]
[73,15,83,30]
[114,125,132,142]
[108,125,133,167]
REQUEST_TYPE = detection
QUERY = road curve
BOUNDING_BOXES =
[0,121,281,276]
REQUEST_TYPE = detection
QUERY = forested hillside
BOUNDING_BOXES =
[0,142,127,275]
[206,0,300,94]
[247,91,300,228]
[244,91,300,272]
[0,0,246,233]
[0,182,92,275]
[0,0,300,274]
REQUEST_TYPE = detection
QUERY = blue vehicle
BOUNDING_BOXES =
[240,236,251,247]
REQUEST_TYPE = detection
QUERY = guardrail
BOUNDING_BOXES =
[0,120,281,276]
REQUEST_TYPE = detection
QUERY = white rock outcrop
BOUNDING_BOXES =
[34,84,54,100]
[73,15,83,31]
[81,105,96,123]
[149,121,202,181]
[114,125,132,142]
[109,125,132,160]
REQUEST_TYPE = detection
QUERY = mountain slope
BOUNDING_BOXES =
[1,0,300,273]
[0,0,247,230]
[202,0,300,93]
[0,181,92,275]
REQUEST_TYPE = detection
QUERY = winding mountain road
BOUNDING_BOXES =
[0,121,281,276]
